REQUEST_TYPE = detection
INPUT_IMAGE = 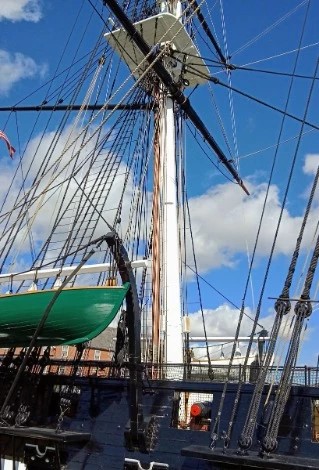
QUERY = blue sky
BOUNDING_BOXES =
[1,0,319,364]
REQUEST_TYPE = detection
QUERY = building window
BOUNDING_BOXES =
[61,345,69,358]
[58,366,65,375]
[94,350,101,360]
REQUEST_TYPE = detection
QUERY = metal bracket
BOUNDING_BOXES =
[124,458,169,469]
[24,444,59,469]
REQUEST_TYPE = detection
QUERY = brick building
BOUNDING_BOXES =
[0,327,117,378]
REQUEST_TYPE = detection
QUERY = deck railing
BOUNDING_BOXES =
[43,359,319,387]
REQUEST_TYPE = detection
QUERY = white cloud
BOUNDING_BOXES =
[187,179,317,273]
[189,304,274,338]
[0,0,42,22]
[188,304,275,360]
[303,153,319,175]
[187,302,313,363]
[0,122,136,270]
[0,49,47,95]
[3,133,317,277]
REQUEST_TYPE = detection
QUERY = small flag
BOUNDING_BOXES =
[0,130,16,158]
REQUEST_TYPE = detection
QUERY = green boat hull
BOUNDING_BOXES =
[0,283,130,347]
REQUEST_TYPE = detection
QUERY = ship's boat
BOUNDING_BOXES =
[0,1,319,469]
[0,283,130,347]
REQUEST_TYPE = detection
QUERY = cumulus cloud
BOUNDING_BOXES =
[0,0,42,22]
[188,304,275,360]
[189,304,274,338]
[0,49,47,95]
[187,179,317,273]
[0,121,316,363]
[2,128,317,281]
[303,153,319,175]
[0,121,137,275]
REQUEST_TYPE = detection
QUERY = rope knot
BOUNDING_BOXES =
[274,296,291,316]
[237,434,252,451]
[294,299,312,318]
[261,436,277,453]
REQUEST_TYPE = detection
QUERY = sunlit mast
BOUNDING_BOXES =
[153,0,184,365]
[104,0,209,366]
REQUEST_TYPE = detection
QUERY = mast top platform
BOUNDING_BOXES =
[104,12,208,86]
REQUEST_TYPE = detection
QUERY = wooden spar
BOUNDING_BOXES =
[103,0,249,195]
[0,260,150,283]
[0,103,152,112]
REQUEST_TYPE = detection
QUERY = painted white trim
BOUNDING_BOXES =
[0,260,151,283]
[189,336,270,342]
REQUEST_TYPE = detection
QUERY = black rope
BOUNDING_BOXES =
[262,230,319,453]
[233,64,319,81]
[185,192,213,377]
[188,0,227,64]
[2,2,112,266]
[185,264,265,328]
[186,122,234,183]
[0,235,106,420]
[239,164,319,452]
[230,35,317,453]
[210,1,314,446]
[14,112,36,264]
[0,21,109,270]
[187,65,319,132]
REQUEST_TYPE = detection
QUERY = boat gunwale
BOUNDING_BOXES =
[0,283,130,298]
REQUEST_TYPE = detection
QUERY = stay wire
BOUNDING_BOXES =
[0,5,106,263]
[188,0,226,64]
[230,0,308,58]
[175,62,319,132]
[210,1,312,445]
[185,191,213,376]
[241,163,319,448]
[0,31,108,272]
[233,64,319,81]
[260,62,319,452]
[14,113,36,264]
[36,88,145,278]
[185,264,265,328]
[228,3,315,446]
[212,75,319,132]
[173,51,319,80]
[219,0,240,168]
[186,122,233,183]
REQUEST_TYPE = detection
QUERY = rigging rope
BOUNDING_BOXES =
[186,122,233,182]
[174,61,319,133]
[210,2,313,447]
[0,22,109,273]
[262,232,319,453]
[188,0,226,64]
[0,235,106,419]
[218,0,239,169]
[230,0,308,58]
[185,192,213,376]
[239,40,319,68]
[239,164,319,452]
[229,26,317,450]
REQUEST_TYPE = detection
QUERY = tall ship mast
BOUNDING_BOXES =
[0,1,318,469]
